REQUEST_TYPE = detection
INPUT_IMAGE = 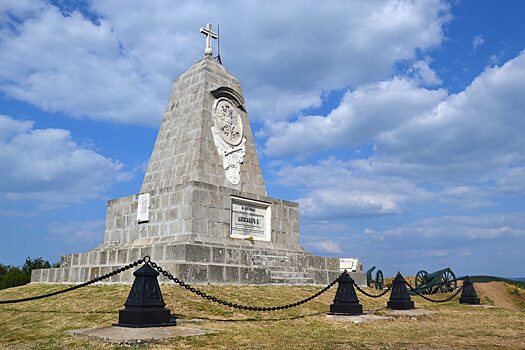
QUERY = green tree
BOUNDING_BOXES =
[0,257,54,290]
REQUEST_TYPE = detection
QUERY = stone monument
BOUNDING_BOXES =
[31,24,366,286]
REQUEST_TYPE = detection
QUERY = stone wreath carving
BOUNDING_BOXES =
[212,97,246,185]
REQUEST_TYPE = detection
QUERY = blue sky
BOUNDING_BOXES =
[0,0,524,277]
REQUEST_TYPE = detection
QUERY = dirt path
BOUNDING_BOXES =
[475,282,520,311]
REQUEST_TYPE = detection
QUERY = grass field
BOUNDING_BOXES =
[0,280,524,349]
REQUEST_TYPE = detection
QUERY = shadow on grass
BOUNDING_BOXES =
[175,311,326,323]
[0,308,117,314]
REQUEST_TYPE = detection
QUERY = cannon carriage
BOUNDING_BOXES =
[365,266,384,290]
[414,267,457,294]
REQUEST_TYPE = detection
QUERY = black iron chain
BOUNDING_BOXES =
[405,281,464,303]
[353,283,391,298]
[148,259,338,311]
[0,259,144,304]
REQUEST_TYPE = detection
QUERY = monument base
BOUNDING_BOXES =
[31,241,366,285]
[31,181,366,285]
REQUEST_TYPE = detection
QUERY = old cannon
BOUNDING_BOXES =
[414,267,457,294]
[365,266,384,290]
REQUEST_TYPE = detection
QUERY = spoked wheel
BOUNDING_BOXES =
[440,270,457,293]
[415,270,431,294]
[375,270,384,290]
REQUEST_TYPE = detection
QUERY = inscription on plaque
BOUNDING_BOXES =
[230,196,271,242]
[137,193,150,223]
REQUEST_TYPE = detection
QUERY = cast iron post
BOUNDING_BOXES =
[329,270,363,315]
[387,272,415,310]
[115,263,176,327]
[459,276,481,305]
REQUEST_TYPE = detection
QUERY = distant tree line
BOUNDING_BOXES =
[0,257,57,290]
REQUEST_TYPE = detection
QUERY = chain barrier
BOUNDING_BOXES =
[353,282,391,298]
[0,258,144,304]
[0,255,467,307]
[405,281,464,303]
[147,258,338,311]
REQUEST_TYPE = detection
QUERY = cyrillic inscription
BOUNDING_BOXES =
[230,197,271,242]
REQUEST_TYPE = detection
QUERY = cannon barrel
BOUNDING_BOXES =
[365,266,376,286]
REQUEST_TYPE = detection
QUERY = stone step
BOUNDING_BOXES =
[252,260,291,267]
[269,277,315,284]
[254,261,298,269]
[252,255,292,261]
[270,271,310,279]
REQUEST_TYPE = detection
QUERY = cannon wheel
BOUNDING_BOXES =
[415,270,432,294]
[440,270,457,293]
[375,270,384,290]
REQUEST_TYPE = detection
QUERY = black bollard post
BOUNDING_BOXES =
[459,276,481,305]
[329,270,363,315]
[387,272,414,310]
[115,263,176,328]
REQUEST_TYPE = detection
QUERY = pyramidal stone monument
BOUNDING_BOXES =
[31,24,366,285]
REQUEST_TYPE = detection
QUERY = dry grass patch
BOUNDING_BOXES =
[0,282,523,349]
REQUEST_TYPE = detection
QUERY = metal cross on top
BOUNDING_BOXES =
[200,23,218,56]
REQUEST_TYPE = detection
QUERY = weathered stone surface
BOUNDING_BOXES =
[141,57,266,196]
[29,53,367,286]
[66,326,210,344]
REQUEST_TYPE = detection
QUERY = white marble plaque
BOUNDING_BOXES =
[230,196,271,242]
[137,193,150,223]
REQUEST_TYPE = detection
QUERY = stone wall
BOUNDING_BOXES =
[102,181,300,249]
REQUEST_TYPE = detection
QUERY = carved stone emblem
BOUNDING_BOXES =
[214,98,244,145]
[212,97,246,185]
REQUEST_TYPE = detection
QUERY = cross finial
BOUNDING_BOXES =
[200,23,218,56]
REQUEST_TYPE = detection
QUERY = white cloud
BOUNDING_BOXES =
[309,240,343,254]
[421,249,449,257]
[496,166,525,192]
[273,160,431,219]
[0,2,164,125]
[264,78,447,157]
[47,219,105,243]
[472,34,484,50]
[0,114,131,207]
[411,60,442,85]
[266,50,525,188]
[380,212,525,239]
[440,185,495,209]
[0,0,451,124]
[376,50,525,181]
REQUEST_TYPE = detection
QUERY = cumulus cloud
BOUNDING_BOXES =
[411,60,442,85]
[0,114,131,207]
[0,0,451,123]
[376,50,525,180]
[266,50,525,186]
[273,160,431,219]
[264,78,447,157]
[0,3,163,125]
